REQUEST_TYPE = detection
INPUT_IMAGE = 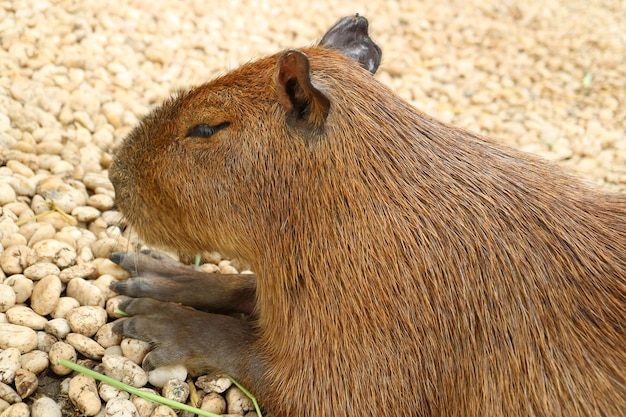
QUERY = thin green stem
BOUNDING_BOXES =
[58,359,220,417]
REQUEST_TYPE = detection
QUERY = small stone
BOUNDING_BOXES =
[30,274,62,316]
[69,373,101,416]
[20,350,49,374]
[0,381,21,404]
[195,375,232,394]
[13,369,37,399]
[5,305,47,330]
[0,184,16,206]
[23,262,60,281]
[3,276,32,304]
[31,396,62,417]
[88,194,115,211]
[225,385,255,415]
[0,245,30,275]
[48,341,77,375]
[37,331,58,352]
[67,306,107,337]
[95,323,123,349]
[27,239,76,268]
[147,364,188,389]
[161,379,189,403]
[72,206,101,223]
[0,348,21,384]
[102,354,148,388]
[65,333,105,360]
[0,285,16,313]
[44,318,71,339]
[201,392,226,415]
[94,258,131,280]
[59,263,96,282]
[149,405,177,417]
[26,222,56,247]
[104,398,139,417]
[98,382,129,402]
[66,278,105,307]
[130,388,158,417]
[0,323,38,353]
[0,402,28,417]
[50,296,80,319]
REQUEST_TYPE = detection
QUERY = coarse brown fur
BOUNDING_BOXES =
[109,18,626,417]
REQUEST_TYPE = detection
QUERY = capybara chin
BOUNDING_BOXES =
[109,14,625,417]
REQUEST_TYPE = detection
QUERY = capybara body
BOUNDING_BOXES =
[110,15,626,417]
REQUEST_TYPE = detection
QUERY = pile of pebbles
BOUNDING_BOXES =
[1,0,625,416]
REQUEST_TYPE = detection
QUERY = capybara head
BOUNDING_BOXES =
[110,15,387,263]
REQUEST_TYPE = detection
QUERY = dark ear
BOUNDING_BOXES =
[275,50,330,134]
[319,14,382,74]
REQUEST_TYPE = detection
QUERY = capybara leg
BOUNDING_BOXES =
[113,298,262,381]
[110,252,256,314]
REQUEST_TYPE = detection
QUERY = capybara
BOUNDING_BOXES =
[109,14,626,417]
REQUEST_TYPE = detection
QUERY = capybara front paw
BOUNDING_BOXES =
[113,298,256,376]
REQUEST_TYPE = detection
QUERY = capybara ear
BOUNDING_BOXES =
[275,50,330,135]
[319,14,382,74]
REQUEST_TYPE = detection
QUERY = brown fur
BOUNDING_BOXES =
[110,34,626,417]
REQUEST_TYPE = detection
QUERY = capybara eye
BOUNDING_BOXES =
[185,122,230,138]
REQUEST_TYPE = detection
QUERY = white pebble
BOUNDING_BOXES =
[105,346,123,357]
[3,276,32,304]
[13,369,37,399]
[0,184,16,206]
[0,381,21,403]
[72,206,101,223]
[98,382,129,402]
[27,239,76,268]
[196,375,232,393]
[94,258,131,280]
[201,392,226,415]
[66,278,105,307]
[5,306,47,330]
[30,274,62,316]
[0,402,28,417]
[59,263,96,282]
[102,354,148,388]
[65,333,105,360]
[92,274,118,300]
[161,378,189,403]
[120,338,150,365]
[147,364,188,389]
[225,385,255,415]
[0,324,37,353]
[68,373,101,416]
[88,194,115,210]
[0,348,21,384]
[0,245,30,275]
[148,405,177,417]
[67,306,107,336]
[31,396,62,417]
[48,341,77,375]
[0,285,16,313]
[36,331,58,352]
[94,322,122,348]
[130,388,158,417]
[27,222,56,246]
[50,296,80,319]
[44,318,71,339]
[104,398,139,417]
[20,350,49,374]
[22,262,60,280]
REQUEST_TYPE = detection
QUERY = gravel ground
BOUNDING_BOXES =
[1,0,625,416]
